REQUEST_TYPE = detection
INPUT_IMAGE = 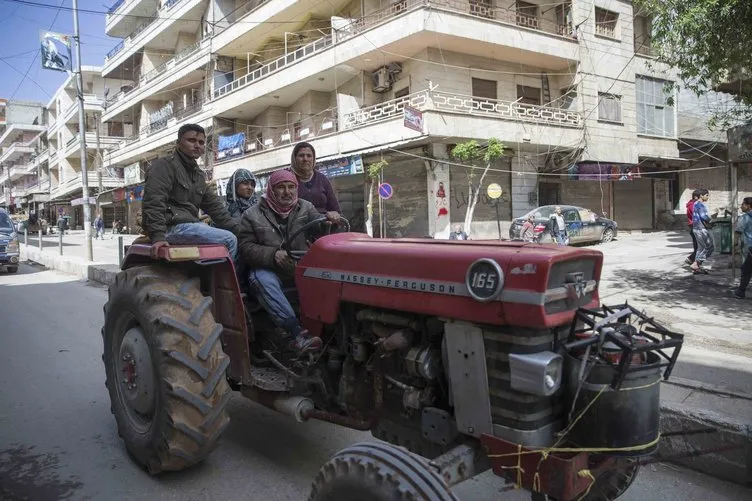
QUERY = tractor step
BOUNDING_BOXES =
[250,366,290,392]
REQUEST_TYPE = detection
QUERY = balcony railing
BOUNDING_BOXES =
[105,0,185,61]
[107,0,125,15]
[214,0,575,99]
[634,40,653,56]
[214,90,581,165]
[106,40,204,106]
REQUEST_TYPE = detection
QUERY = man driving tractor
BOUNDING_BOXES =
[142,124,239,261]
[237,169,338,355]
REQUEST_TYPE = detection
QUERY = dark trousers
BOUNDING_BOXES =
[688,227,698,262]
[739,248,752,295]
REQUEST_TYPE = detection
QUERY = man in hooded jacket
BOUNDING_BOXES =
[237,169,338,354]
[225,168,259,218]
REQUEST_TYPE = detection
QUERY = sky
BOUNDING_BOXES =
[0,0,119,104]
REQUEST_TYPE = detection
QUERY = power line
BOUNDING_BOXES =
[8,0,65,100]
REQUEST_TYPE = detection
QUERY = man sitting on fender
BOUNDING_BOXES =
[237,169,337,354]
[142,124,239,260]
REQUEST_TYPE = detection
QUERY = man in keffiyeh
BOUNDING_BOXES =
[237,169,339,354]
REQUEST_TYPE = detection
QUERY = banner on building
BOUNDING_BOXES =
[40,31,72,72]
[728,123,752,163]
[568,163,641,181]
[403,106,424,133]
[216,133,246,160]
[124,162,142,186]
[317,155,364,178]
[113,188,126,203]
[71,196,96,206]
[127,186,143,203]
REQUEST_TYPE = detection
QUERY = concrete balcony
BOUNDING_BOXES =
[211,0,578,117]
[48,95,104,135]
[62,133,124,159]
[50,173,125,201]
[214,0,574,57]
[9,164,33,181]
[103,38,211,121]
[1,143,35,164]
[103,0,206,77]
[0,171,8,185]
[105,0,157,38]
[0,124,46,148]
[214,90,583,176]
[104,100,211,166]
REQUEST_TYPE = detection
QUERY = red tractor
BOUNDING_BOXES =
[102,220,683,500]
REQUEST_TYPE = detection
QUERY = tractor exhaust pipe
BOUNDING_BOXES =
[241,387,314,423]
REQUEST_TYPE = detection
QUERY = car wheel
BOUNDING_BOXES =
[601,228,615,243]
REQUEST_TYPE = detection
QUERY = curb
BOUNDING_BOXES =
[658,402,751,486]
[21,244,120,286]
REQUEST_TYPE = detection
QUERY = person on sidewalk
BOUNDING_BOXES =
[94,214,105,240]
[685,189,701,265]
[690,189,714,274]
[550,206,568,246]
[237,169,339,354]
[142,124,239,261]
[449,224,468,240]
[733,197,752,299]
[225,168,259,218]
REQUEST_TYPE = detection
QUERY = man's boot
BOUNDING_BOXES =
[290,330,323,354]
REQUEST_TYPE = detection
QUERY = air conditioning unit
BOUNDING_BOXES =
[372,67,392,93]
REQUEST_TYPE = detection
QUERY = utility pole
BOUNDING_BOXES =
[96,112,102,193]
[731,160,738,280]
[72,0,92,262]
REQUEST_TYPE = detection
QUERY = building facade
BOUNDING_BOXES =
[99,0,746,237]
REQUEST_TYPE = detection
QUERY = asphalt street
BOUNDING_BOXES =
[1,264,751,501]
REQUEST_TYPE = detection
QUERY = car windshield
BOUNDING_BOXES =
[0,213,14,233]
[523,206,556,220]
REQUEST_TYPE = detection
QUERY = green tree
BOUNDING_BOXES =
[450,138,504,235]
[640,0,752,125]
[365,159,388,237]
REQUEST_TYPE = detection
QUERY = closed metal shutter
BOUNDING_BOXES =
[613,178,653,229]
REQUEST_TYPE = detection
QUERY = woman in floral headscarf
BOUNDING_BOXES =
[225,168,259,218]
[237,169,339,354]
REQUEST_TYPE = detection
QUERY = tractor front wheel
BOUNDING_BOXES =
[103,265,231,474]
[309,442,459,501]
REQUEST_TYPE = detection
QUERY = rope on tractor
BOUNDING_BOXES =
[488,381,662,500]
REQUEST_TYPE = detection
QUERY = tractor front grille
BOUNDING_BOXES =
[483,327,566,431]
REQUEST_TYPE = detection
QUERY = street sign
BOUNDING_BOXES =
[403,106,424,133]
[487,183,503,199]
[378,182,393,200]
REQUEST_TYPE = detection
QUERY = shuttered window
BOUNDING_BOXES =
[598,93,622,123]
[472,78,497,100]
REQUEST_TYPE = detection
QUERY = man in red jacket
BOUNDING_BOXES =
[685,189,701,265]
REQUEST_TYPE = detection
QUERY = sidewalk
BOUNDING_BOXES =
[18,231,752,486]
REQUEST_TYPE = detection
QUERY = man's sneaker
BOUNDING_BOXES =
[290,330,323,354]
[733,290,746,299]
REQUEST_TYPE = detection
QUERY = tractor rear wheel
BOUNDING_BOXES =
[309,442,459,501]
[103,265,231,474]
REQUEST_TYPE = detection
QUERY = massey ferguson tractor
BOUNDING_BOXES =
[102,219,683,501]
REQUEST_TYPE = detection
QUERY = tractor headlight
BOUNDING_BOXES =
[509,352,563,397]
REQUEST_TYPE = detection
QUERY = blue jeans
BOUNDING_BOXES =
[248,268,302,336]
[553,231,568,246]
[165,222,238,262]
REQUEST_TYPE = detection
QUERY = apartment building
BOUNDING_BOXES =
[0,68,131,229]
[100,0,740,237]
[0,99,47,215]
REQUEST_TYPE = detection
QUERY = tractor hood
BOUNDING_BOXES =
[296,233,603,329]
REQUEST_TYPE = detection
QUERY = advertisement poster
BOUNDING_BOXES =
[40,31,72,72]
[127,186,144,203]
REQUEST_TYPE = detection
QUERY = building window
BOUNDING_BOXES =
[395,86,410,99]
[636,75,675,137]
[556,3,573,36]
[472,78,498,101]
[597,93,622,123]
[517,85,541,106]
[634,15,652,55]
[559,86,577,108]
[470,0,492,19]
[595,7,618,38]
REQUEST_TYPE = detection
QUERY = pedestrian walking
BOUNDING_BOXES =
[550,206,568,246]
[690,189,713,274]
[685,189,701,265]
[94,214,105,239]
[733,197,752,299]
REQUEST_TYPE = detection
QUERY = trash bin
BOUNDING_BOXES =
[712,219,732,254]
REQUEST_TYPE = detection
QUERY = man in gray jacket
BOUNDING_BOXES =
[237,169,338,354]
[142,124,238,260]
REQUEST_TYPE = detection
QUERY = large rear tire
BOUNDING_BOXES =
[103,265,231,474]
[309,442,459,501]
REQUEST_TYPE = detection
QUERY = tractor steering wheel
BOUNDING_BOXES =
[282,216,351,261]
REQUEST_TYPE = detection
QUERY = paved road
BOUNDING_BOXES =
[1,264,751,501]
